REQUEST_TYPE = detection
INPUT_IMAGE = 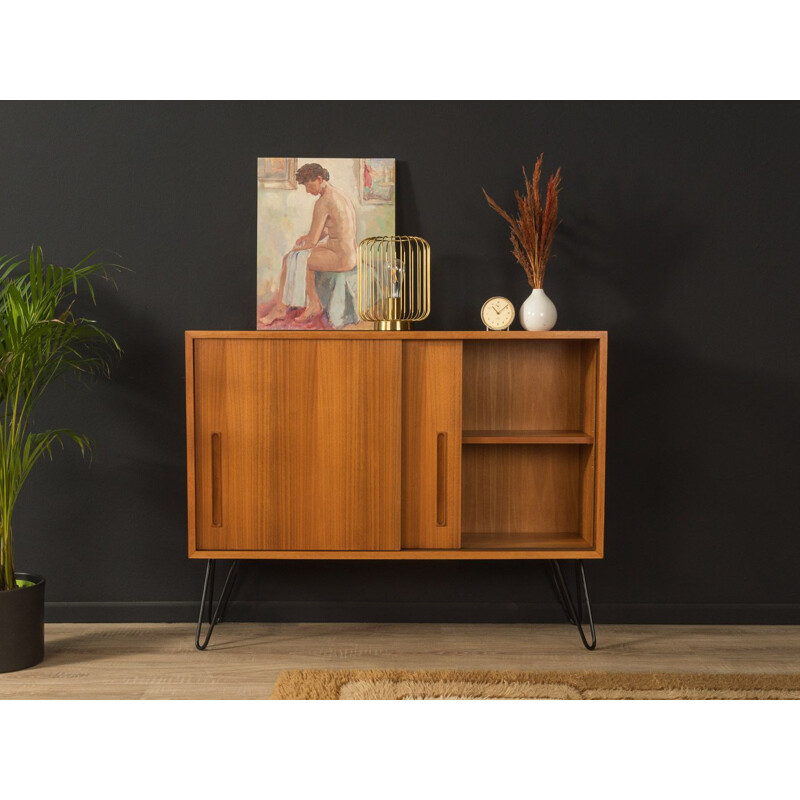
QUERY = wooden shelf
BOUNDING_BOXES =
[461,532,591,550]
[462,430,594,444]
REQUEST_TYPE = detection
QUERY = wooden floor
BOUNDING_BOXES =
[1,623,799,699]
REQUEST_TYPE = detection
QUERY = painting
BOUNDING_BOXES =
[360,158,395,204]
[257,157,396,330]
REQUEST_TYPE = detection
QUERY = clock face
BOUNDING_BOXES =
[481,296,515,330]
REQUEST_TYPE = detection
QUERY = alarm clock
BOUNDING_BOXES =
[480,296,515,331]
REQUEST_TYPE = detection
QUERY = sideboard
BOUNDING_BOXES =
[185,330,607,648]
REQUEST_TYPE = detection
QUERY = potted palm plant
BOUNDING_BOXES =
[0,247,120,672]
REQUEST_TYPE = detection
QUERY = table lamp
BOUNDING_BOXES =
[357,236,430,330]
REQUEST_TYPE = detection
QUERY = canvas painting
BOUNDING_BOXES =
[257,157,396,329]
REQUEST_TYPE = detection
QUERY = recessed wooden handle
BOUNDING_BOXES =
[436,432,447,527]
[211,432,222,527]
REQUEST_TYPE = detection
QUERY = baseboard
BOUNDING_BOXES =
[44,601,800,625]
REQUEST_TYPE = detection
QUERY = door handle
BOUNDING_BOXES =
[211,432,222,527]
[436,432,447,527]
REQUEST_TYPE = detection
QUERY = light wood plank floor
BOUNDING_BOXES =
[1,623,798,699]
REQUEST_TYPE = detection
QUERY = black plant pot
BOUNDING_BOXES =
[0,573,45,673]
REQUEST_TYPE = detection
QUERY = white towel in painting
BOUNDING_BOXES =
[282,249,309,308]
[282,250,360,327]
[316,266,359,328]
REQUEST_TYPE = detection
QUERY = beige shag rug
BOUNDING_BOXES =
[270,669,800,700]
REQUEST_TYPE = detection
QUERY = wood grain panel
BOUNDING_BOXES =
[580,340,598,438]
[461,445,582,540]
[462,340,583,432]
[462,430,593,444]
[189,548,603,560]
[185,332,197,551]
[578,445,595,547]
[460,532,588,550]
[579,340,598,547]
[401,340,461,548]
[593,334,608,557]
[193,339,263,550]
[192,339,401,551]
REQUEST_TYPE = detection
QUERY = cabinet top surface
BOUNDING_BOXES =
[186,330,607,340]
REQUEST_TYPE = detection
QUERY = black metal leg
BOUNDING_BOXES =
[195,559,239,651]
[548,560,597,650]
[548,561,577,625]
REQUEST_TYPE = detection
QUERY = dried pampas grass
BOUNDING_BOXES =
[483,154,562,289]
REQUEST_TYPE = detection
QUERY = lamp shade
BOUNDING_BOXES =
[357,236,430,330]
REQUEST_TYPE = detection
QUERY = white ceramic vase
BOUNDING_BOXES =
[520,288,557,331]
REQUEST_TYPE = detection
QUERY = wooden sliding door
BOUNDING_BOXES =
[401,340,462,548]
[192,338,402,551]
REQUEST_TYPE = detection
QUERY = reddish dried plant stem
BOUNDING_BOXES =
[483,154,562,289]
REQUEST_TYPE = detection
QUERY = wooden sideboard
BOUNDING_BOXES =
[185,331,607,561]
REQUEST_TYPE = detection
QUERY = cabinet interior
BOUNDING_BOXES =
[460,340,598,551]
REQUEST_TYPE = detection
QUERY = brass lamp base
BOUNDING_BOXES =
[375,320,412,331]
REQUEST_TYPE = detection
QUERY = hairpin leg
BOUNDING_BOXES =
[548,560,597,650]
[195,559,239,651]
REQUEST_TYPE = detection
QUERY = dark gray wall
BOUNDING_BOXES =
[2,101,798,623]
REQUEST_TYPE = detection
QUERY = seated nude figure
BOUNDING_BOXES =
[260,163,358,325]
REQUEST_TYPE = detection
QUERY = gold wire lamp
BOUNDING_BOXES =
[357,236,430,330]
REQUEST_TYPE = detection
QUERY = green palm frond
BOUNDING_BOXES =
[0,247,122,591]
